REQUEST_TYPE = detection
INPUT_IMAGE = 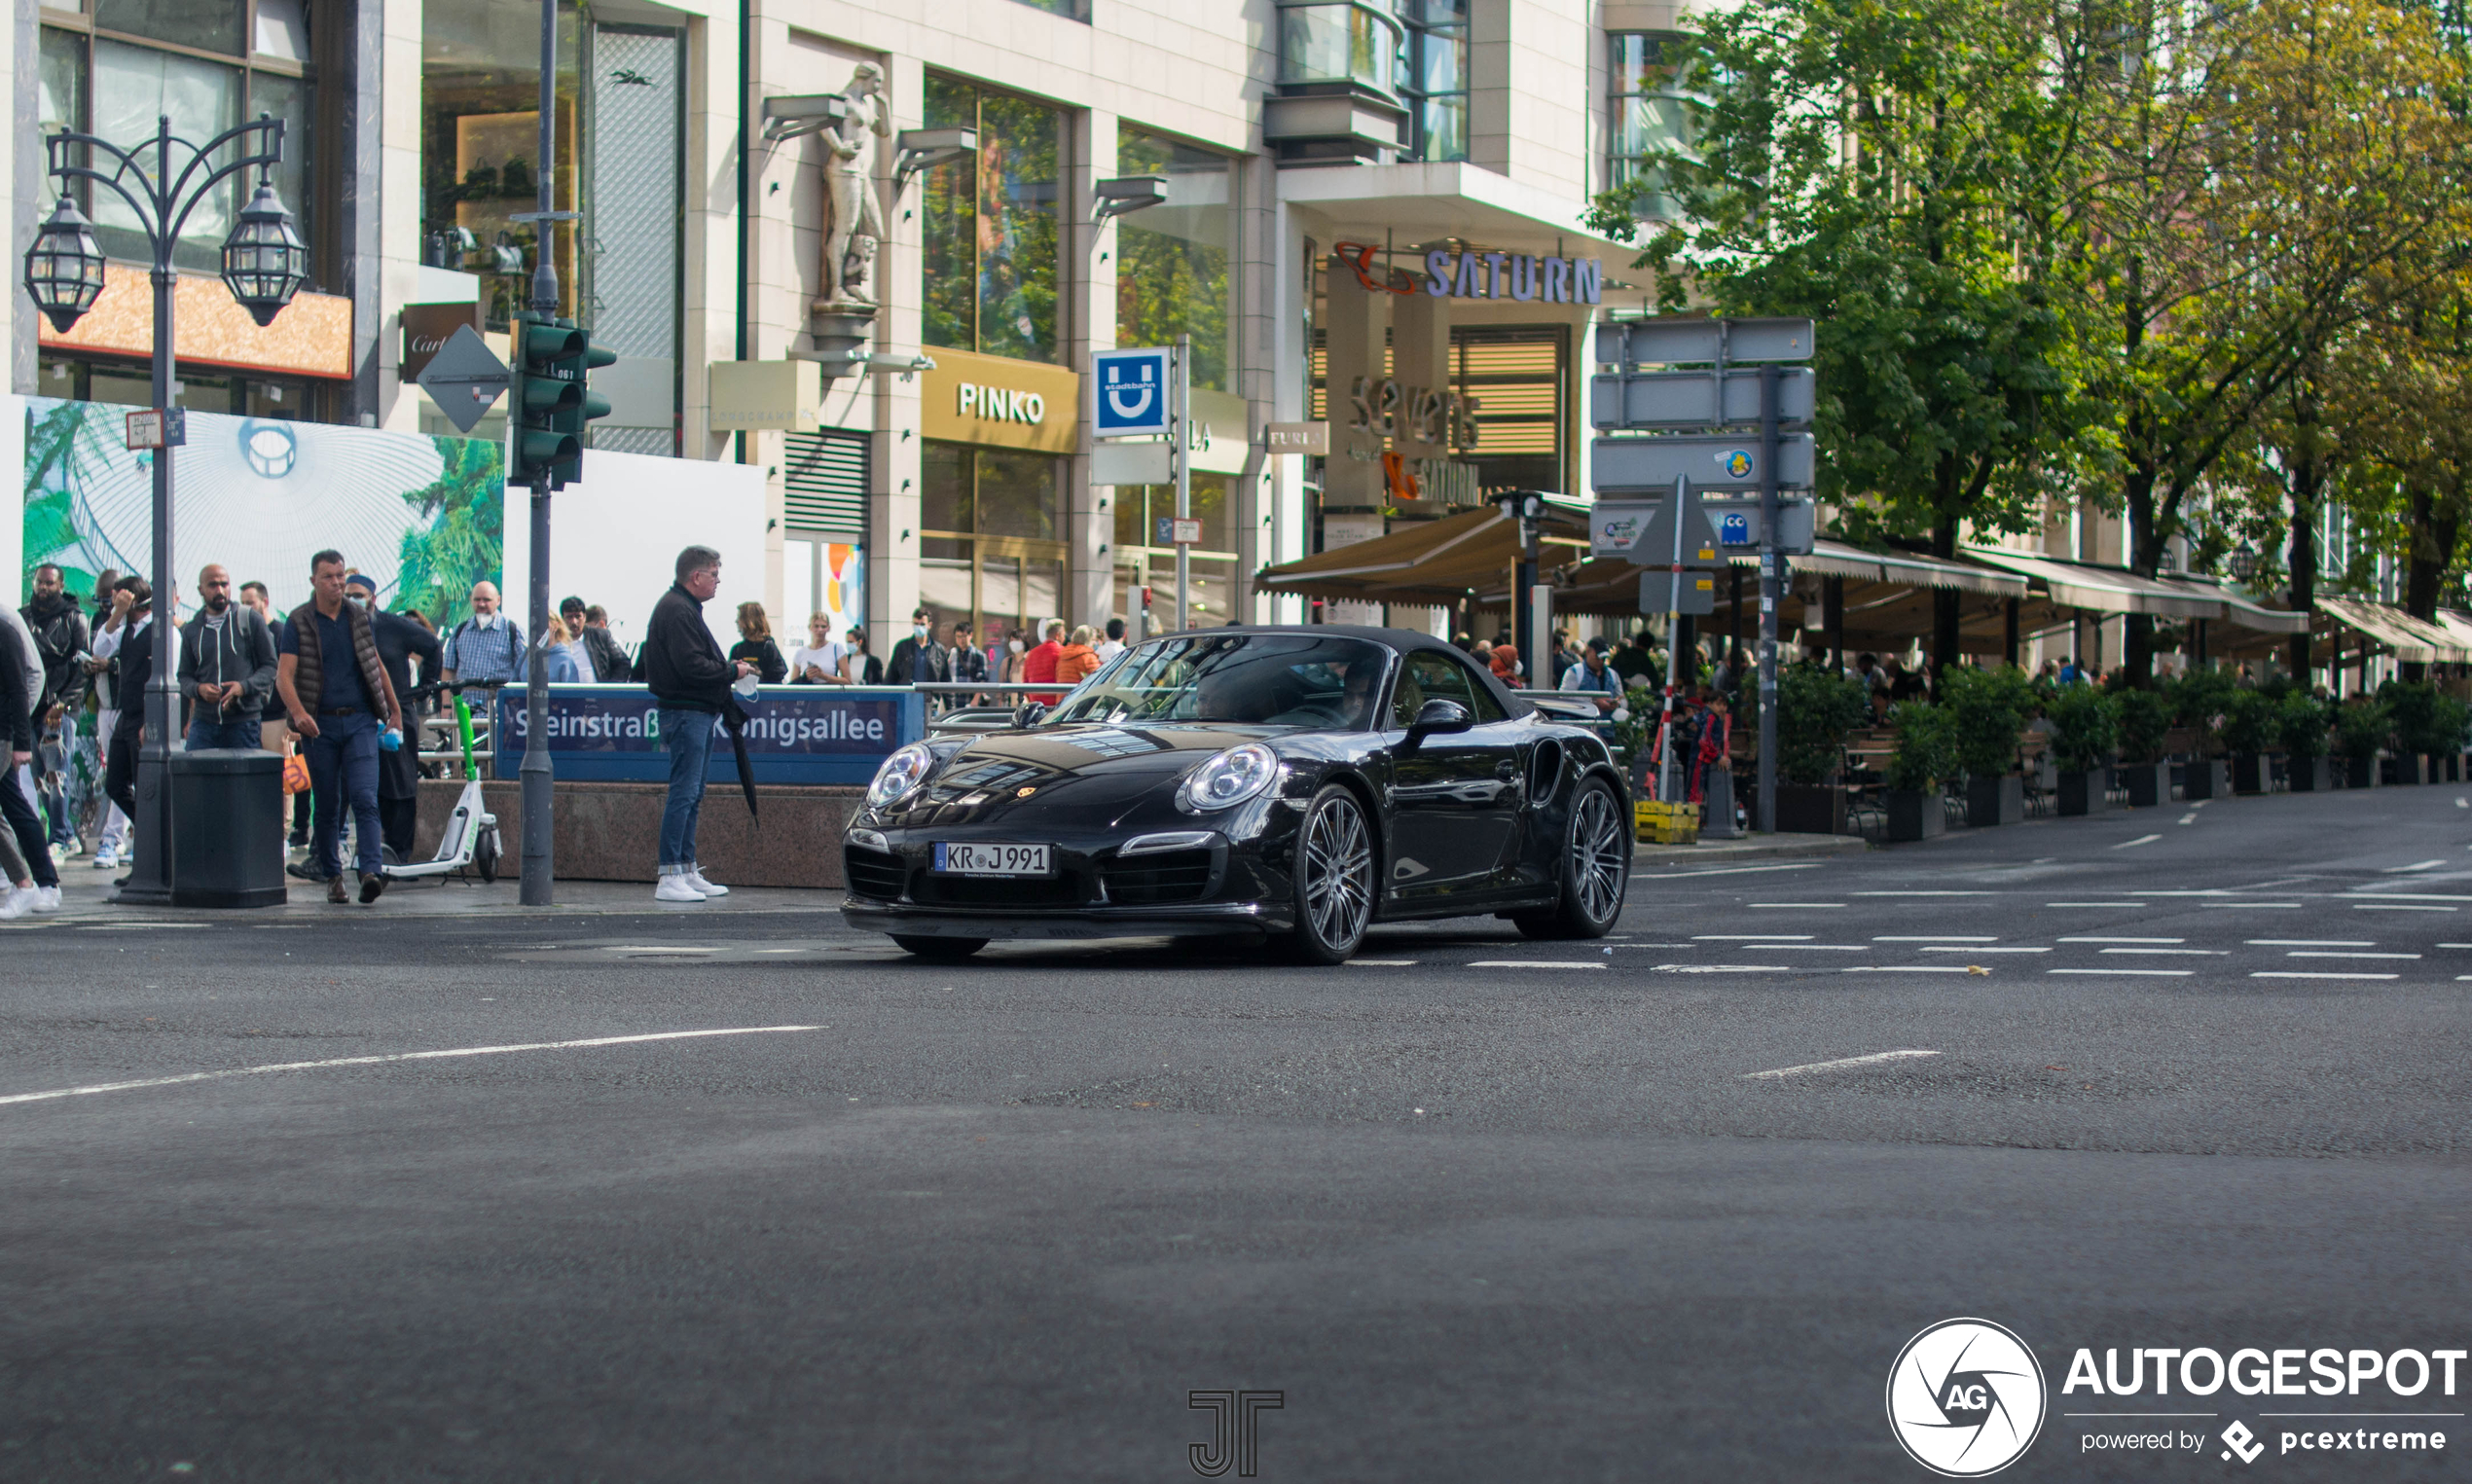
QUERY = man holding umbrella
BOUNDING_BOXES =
[643,546,751,905]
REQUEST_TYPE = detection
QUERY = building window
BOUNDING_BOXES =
[1006,0,1089,19]
[1398,1,1468,163]
[421,0,581,328]
[37,1,320,278]
[920,442,1071,642]
[1115,127,1235,391]
[1277,2,1401,96]
[922,75,1066,366]
[1610,32,1692,217]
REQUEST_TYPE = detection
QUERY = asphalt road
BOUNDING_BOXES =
[3,786,2468,1481]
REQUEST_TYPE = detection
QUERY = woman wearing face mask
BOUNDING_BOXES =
[1000,627,1028,684]
[842,627,883,686]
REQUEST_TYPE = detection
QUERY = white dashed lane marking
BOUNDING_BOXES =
[1744,1049,1939,1079]
[0,1027,825,1109]
[2113,834,2163,849]
[2049,968,2194,977]
[2061,936,2185,943]
[2253,971,2400,981]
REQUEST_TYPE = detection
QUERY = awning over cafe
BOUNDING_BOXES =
[1254,499,1595,604]
[2315,596,2472,664]
[1960,548,2224,620]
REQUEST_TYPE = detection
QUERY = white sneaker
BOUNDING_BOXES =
[654,876,708,903]
[0,888,27,921]
[91,848,118,870]
[684,869,729,897]
[31,886,60,914]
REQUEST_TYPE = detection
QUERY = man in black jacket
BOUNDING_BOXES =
[101,577,158,880]
[884,607,950,687]
[176,564,279,750]
[346,574,444,861]
[0,601,59,911]
[644,545,752,904]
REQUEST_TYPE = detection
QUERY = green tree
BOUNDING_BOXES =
[1588,0,2104,669]
[395,437,504,628]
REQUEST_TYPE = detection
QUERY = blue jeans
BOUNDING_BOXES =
[658,707,717,873]
[185,718,261,751]
[306,711,382,880]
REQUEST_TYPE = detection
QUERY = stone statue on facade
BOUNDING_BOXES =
[816,63,891,310]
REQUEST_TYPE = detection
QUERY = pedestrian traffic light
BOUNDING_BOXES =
[510,310,584,489]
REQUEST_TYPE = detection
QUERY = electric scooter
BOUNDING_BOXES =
[385,680,503,885]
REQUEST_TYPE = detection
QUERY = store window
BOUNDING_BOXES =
[922,76,1066,365]
[1397,1,1468,163]
[920,442,1070,641]
[38,0,321,277]
[1115,128,1234,391]
[1112,473,1238,631]
[1610,32,1693,217]
[39,356,321,421]
[421,0,581,328]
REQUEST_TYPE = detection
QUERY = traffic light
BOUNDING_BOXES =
[510,311,583,489]
[509,315,617,489]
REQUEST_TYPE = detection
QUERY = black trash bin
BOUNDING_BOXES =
[170,748,287,908]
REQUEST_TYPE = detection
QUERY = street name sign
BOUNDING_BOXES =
[1597,316,1815,368]
[1092,346,1174,436]
[416,324,514,434]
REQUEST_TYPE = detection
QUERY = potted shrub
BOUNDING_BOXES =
[2436,695,2472,782]
[1881,701,1956,843]
[2378,679,2438,784]
[2169,667,2236,799]
[2111,685,2173,806]
[2277,691,2332,792]
[1769,665,1872,835]
[1943,666,2033,825]
[2334,698,2388,788]
[2222,688,2277,795]
[2045,683,2118,815]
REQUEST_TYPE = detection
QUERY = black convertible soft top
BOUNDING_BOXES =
[1183,624,1535,718]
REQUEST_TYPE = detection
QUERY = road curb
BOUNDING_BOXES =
[1633,832,1869,869]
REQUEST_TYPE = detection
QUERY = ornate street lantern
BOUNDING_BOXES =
[2227,542,2259,581]
[221,178,309,327]
[21,195,106,333]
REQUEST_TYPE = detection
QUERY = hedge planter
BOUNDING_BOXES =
[2286,757,2333,792]
[2121,762,2171,808]
[2056,770,2111,815]
[1773,783,1850,837]
[2232,753,2272,795]
[2380,756,2419,786]
[1883,789,1946,843]
[2342,756,2381,788]
[2182,759,2231,800]
[1965,774,2025,827]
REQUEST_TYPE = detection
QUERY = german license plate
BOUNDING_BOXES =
[932,842,1052,877]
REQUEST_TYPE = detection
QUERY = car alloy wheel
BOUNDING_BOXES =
[1290,785,1373,963]
[1570,783,1628,923]
[1515,778,1628,940]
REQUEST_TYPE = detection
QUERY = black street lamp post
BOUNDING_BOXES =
[21,114,307,904]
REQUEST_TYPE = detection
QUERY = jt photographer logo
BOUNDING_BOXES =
[1888,1319,2050,1476]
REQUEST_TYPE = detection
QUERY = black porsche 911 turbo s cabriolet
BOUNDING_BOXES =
[841,626,1633,964]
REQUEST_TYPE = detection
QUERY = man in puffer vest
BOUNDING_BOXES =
[273,550,404,904]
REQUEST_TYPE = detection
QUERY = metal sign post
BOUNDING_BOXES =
[1655,476,1690,802]
[1757,363,1783,835]
[1173,333,1191,632]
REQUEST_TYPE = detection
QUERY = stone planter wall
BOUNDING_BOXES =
[1883,789,1945,843]
[2056,770,2110,815]
[1964,774,2025,827]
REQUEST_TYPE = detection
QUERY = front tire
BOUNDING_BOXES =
[1513,778,1629,940]
[474,826,500,884]
[1281,785,1375,964]
[892,934,986,960]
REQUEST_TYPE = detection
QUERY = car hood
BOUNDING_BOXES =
[888,723,1288,831]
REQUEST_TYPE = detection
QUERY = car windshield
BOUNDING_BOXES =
[1042,633,1390,730]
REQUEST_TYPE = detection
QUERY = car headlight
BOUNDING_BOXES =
[867,742,936,808]
[1177,742,1280,813]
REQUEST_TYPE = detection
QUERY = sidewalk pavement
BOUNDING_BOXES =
[7,855,841,926]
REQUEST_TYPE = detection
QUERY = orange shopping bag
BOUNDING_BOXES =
[281,742,311,795]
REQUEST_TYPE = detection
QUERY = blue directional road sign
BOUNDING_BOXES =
[1093,346,1174,436]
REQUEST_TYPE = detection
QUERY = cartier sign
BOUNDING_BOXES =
[403,302,483,382]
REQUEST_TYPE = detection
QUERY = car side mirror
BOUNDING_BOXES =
[1403,698,1472,747]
